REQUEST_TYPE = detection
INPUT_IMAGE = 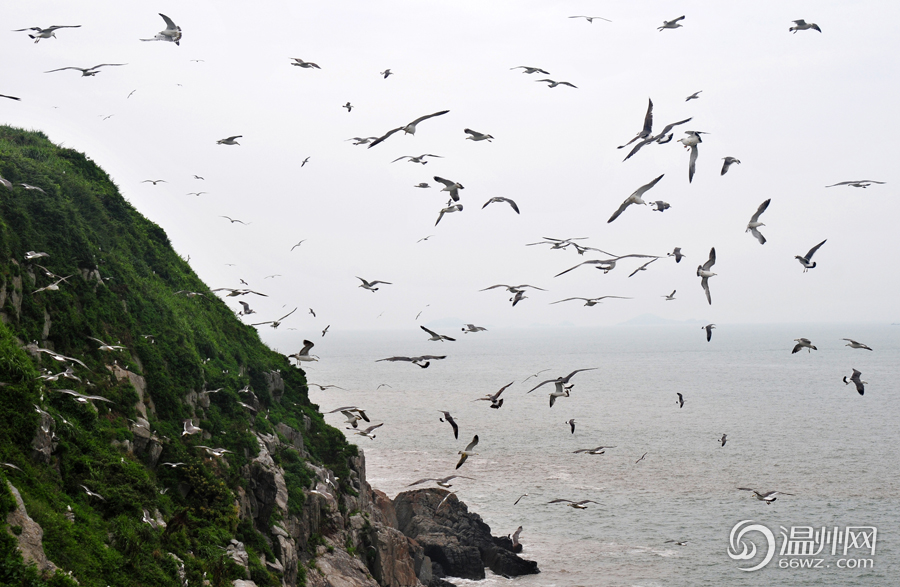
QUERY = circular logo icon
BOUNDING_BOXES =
[728,520,776,571]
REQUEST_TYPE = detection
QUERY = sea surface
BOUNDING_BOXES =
[305,324,898,587]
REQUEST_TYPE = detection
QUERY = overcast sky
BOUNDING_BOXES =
[3,1,899,351]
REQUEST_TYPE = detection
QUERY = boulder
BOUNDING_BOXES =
[5,482,58,574]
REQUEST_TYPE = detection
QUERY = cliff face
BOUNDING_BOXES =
[0,126,536,587]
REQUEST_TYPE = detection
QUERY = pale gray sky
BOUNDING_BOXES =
[3,1,898,352]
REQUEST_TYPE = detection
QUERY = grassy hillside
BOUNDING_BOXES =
[0,126,355,587]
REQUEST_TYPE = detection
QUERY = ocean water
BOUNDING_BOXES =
[305,324,898,586]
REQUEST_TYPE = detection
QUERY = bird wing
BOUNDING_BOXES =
[300,339,315,354]
[363,423,384,434]
[688,145,698,183]
[622,136,654,161]
[464,128,480,138]
[369,280,392,286]
[367,127,403,148]
[561,368,596,383]
[410,110,450,126]
[634,174,665,198]
[494,381,514,399]
[377,356,413,362]
[421,325,439,337]
[702,247,716,271]
[159,13,178,29]
[277,308,298,322]
[657,117,693,136]
[503,198,520,213]
[92,63,127,69]
[750,227,766,245]
[224,136,242,141]
[607,199,634,224]
[558,82,577,88]
[463,435,479,452]
[433,176,455,188]
[555,260,602,277]
[407,478,436,486]
[793,20,808,25]
[44,67,85,73]
[701,276,711,305]
[548,499,574,504]
[749,199,770,223]
[455,454,468,469]
[641,98,654,135]
[391,156,411,163]
[805,239,826,260]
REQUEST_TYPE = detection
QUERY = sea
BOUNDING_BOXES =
[304,323,898,587]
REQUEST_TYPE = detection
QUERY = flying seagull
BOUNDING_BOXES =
[421,325,455,342]
[379,69,393,78]
[462,324,487,333]
[289,340,319,363]
[795,239,826,272]
[464,129,494,142]
[141,13,182,45]
[574,446,614,455]
[535,79,577,89]
[435,204,464,226]
[566,419,576,434]
[550,296,630,306]
[719,434,727,447]
[668,247,685,263]
[843,369,866,396]
[482,197,519,214]
[658,16,685,31]
[343,102,353,112]
[746,199,771,245]
[368,110,450,148]
[548,499,599,509]
[791,338,817,354]
[618,98,654,148]
[142,179,166,185]
[569,15,611,23]
[216,135,242,145]
[623,116,693,161]
[697,247,716,305]
[80,485,105,500]
[44,63,127,77]
[357,277,392,292]
[685,91,702,101]
[629,258,658,277]
[842,338,873,351]
[721,157,741,175]
[13,24,81,43]
[635,452,648,464]
[407,475,473,488]
[608,174,665,223]
[350,423,384,439]
[322,325,330,337]
[474,382,513,409]
[57,389,113,404]
[393,154,442,164]
[527,369,596,394]
[291,239,306,251]
[554,254,658,278]
[676,393,685,408]
[737,488,795,503]
[438,411,459,438]
[514,494,529,505]
[703,324,715,342]
[789,20,822,33]
[663,290,676,301]
[433,176,464,201]
[251,307,298,329]
[456,435,479,469]
[679,131,707,183]
[290,58,320,69]
[510,66,549,74]
[376,355,446,368]
[825,180,885,188]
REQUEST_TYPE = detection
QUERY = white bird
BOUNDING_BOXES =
[376,355,446,368]
[435,204,463,226]
[368,110,450,148]
[88,337,125,351]
[414,183,431,189]
[216,136,242,145]
[407,475,473,488]
[392,154,442,164]
[80,485,105,500]
[528,369,596,395]
[843,369,867,396]
[290,58,320,69]
[251,308,297,329]
[195,446,232,457]
[737,488,795,504]
[842,338,873,351]
[237,301,255,316]
[535,79,577,89]
[57,389,113,404]
[473,382,513,409]
[357,277,392,292]
[32,275,72,294]
[746,199,771,245]
[554,254,657,277]
[351,423,384,439]
[622,115,694,161]
[566,419,576,434]
[433,176,464,201]
[574,446,615,455]
[703,324,716,342]
[550,296,630,306]
[24,251,50,260]
[668,247,685,263]
[421,325,455,342]
[697,247,716,305]
[608,174,665,223]
[825,180,885,188]
[462,324,487,333]
[795,239,826,272]
[663,290,676,301]
[44,64,127,77]
[510,66,549,74]
[18,183,46,193]
[650,201,670,212]
[464,129,494,142]
[437,411,459,439]
[456,435,479,469]
[792,338,817,354]
[658,16,685,31]
[569,15,611,23]
[685,91,702,101]
[548,498,599,509]
[290,340,319,363]
[182,419,202,436]
[789,20,822,33]
[679,131,707,183]
[719,434,728,447]
[629,258,658,278]
[482,197,519,214]
[721,157,741,175]
[141,13,182,45]
[13,24,81,43]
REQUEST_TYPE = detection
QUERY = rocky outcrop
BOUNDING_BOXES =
[31,411,56,464]
[5,482,58,574]
[394,489,539,580]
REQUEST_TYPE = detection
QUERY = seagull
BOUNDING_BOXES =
[32,275,72,294]
[842,338,873,351]
[668,247,685,263]
[795,239,826,272]
[338,409,370,428]
[393,154,443,164]
[216,136,242,145]
[825,180,885,188]
[510,66,549,74]
[746,199,771,245]
[347,136,379,145]
[608,174,665,223]
[555,254,658,277]
[456,435,479,469]
[407,475,473,488]
[569,15,611,23]
[57,389,113,404]
[182,419,202,436]
[435,204,463,226]
[80,485,105,500]
[438,411,459,438]
[291,240,306,251]
[474,382,513,409]
[629,258,658,277]
[792,338,817,354]
[45,63,127,77]
[141,13,182,45]
[322,325,330,337]
[421,325,455,342]
[528,369,596,394]
[368,110,450,148]
[658,16,686,31]
[351,423,384,439]
[574,446,614,454]
[663,290,676,301]
[721,157,741,175]
[510,290,528,307]
[18,183,47,193]
[193,175,204,180]
[843,369,867,396]
[535,79,577,88]
[685,91,702,101]
[88,337,125,351]
[308,383,346,391]
[142,179,166,185]
[623,117,693,161]
[635,452,648,464]
[13,25,81,43]
[25,344,87,369]
[548,499,599,509]
[510,526,524,550]
[24,251,50,260]
[464,129,494,142]
[376,355,445,368]
[737,488,795,503]
[343,102,353,112]
[703,324,716,342]
[676,393,685,408]
[212,287,266,296]
[514,494,529,505]
[414,183,431,189]
[550,296,630,306]
[482,197,520,215]
[462,324,487,333]
[379,69,393,78]
[436,491,457,511]
[566,419,576,434]
[290,340,319,363]
[650,201,670,212]
[618,98,654,149]
[433,176,464,201]
[719,434,727,447]
[789,19,822,33]
[290,58,320,69]
[195,446,233,457]
[665,540,689,546]
[301,157,309,167]
[697,247,716,305]
[251,308,297,329]
[679,131,707,183]
[357,277,392,292]
[237,301,255,316]
[186,192,207,197]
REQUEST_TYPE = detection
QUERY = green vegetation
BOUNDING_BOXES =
[0,126,356,586]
